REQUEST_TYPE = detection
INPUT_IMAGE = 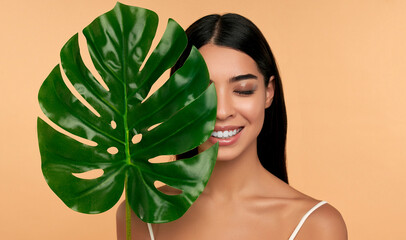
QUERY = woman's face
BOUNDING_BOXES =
[198,44,274,161]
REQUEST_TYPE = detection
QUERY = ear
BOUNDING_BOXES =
[265,76,275,109]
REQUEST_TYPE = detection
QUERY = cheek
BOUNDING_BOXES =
[235,96,266,125]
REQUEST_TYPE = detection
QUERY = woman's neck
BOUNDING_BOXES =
[201,141,267,203]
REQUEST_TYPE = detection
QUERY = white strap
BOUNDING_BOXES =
[147,223,155,240]
[288,201,327,240]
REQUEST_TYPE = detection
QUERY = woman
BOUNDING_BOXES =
[117,13,347,240]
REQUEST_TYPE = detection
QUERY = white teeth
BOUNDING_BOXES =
[211,128,242,139]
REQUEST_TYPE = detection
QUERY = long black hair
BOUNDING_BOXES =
[172,14,288,184]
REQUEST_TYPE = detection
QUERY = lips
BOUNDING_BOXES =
[209,126,244,146]
[211,127,243,138]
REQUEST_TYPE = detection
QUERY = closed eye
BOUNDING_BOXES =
[235,90,254,95]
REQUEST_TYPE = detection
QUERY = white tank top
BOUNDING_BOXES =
[147,200,328,240]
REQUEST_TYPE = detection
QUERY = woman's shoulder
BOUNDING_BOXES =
[284,195,347,239]
[293,200,348,240]
[259,174,347,239]
[265,196,347,239]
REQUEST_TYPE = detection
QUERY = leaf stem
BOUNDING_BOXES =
[125,175,131,240]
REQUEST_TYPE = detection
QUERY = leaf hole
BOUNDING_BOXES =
[38,116,98,147]
[59,64,101,117]
[141,69,171,103]
[132,134,142,144]
[110,120,117,129]
[138,20,163,73]
[78,33,110,91]
[139,20,174,103]
[147,122,162,131]
[107,147,118,155]
[154,181,183,196]
[148,155,175,164]
[72,169,104,179]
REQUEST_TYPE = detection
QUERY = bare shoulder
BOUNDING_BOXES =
[296,202,348,240]
[116,200,151,240]
[259,173,347,239]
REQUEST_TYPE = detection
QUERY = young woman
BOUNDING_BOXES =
[117,13,347,240]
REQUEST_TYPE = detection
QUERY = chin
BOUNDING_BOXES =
[215,148,242,162]
[216,156,235,161]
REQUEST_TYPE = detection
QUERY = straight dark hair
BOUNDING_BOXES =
[172,14,288,184]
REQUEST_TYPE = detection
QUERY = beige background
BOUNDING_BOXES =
[1,0,405,239]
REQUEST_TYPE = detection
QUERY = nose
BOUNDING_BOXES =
[216,87,235,120]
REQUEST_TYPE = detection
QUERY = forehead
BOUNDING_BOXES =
[198,44,261,82]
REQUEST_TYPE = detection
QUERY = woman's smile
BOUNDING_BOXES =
[209,126,244,146]
[211,126,243,138]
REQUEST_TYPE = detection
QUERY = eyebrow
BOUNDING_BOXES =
[230,74,258,82]
[209,74,258,83]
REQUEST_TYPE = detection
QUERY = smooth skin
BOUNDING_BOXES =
[117,44,348,240]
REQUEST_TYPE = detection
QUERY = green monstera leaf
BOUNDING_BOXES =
[37,2,218,224]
